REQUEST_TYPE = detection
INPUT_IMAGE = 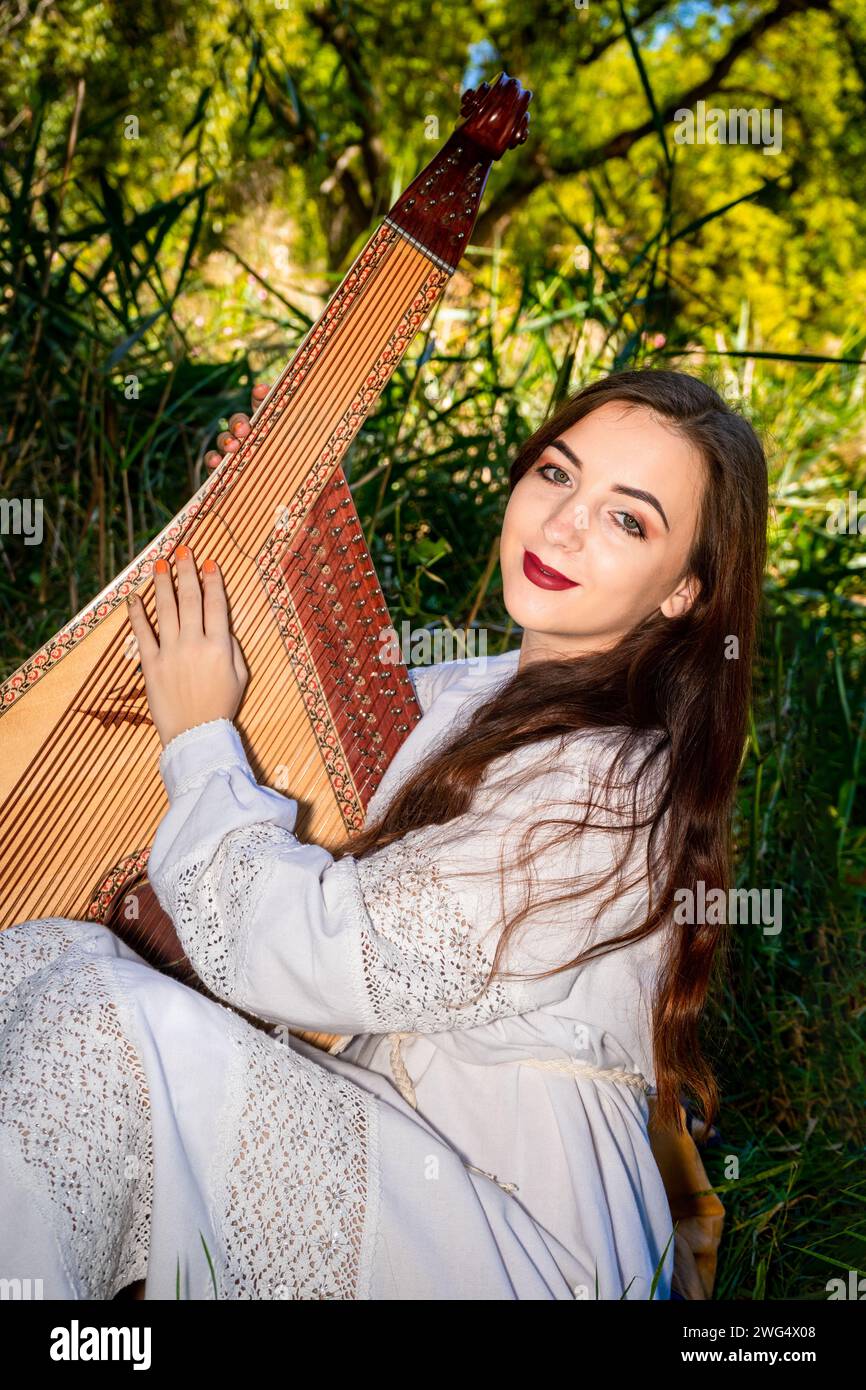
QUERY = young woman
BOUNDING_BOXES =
[0,367,767,1301]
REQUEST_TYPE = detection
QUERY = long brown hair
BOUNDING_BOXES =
[341,368,769,1131]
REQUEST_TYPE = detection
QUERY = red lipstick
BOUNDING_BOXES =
[522,550,580,590]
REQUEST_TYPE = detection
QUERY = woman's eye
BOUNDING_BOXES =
[612,510,647,541]
[534,466,647,541]
[537,463,571,485]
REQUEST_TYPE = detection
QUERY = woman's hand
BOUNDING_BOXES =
[125,384,271,748]
[204,381,271,472]
[126,546,249,750]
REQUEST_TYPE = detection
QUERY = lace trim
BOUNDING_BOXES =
[0,921,153,1299]
[156,822,293,1002]
[159,716,237,767]
[207,1008,378,1299]
[352,835,529,1033]
[1,920,379,1302]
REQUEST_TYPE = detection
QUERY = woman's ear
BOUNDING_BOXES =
[661,573,702,619]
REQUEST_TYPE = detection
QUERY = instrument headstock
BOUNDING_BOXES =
[386,70,534,271]
[457,73,532,158]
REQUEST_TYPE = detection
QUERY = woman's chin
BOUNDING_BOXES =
[502,585,585,633]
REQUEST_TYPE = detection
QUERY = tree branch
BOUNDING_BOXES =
[474,0,833,242]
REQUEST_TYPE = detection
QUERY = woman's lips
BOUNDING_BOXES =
[522,550,580,590]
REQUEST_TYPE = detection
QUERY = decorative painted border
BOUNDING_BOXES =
[259,554,367,833]
[254,260,449,829]
[265,272,449,545]
[87,848,150,922]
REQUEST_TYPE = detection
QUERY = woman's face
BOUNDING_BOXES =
[499,401,706,665]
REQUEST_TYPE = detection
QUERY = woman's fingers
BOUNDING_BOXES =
[201,557,230,646]
[152,558,180,645]
[126,549,247,749]
[151,546,220,642]
[174,545,203,636]
[126,591,160,666]
[205,384,274,470]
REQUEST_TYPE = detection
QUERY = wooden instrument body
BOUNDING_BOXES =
[0,75,532,1054]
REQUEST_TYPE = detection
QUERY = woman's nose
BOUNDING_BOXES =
[546,499,589,543]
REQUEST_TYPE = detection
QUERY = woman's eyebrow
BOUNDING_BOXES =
[613,485,671,533]
[550,438,671,533]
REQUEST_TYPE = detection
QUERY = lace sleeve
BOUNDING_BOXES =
[347,726,669,1031]
[146,719,665,1037]
[146,720,372,1033]
[145,719,533,1036]
[347,831,533,1031]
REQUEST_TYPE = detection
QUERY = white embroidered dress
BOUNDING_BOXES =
[0,648,675,1300]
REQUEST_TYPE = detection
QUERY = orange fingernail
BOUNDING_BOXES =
[154,558,169,574]
[176,545,191,560]
[203,558,217,574]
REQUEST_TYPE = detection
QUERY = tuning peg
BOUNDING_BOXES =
[460,79,491,119]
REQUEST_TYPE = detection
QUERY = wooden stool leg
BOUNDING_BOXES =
[648,1101,725,1299]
